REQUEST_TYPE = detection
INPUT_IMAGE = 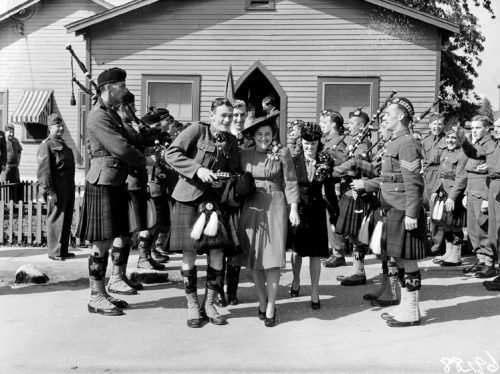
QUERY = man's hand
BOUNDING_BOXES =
[455,126,466,142]
[350,179,365,191]
[405,216,418,231]
[445,198,455,212]
[289,209,300,227]
[481,200,488,213]
[196,167,217,183]
[48,193,58,205]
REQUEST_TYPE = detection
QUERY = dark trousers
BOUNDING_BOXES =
[467,191,493,260]
[327,211,345,257]
[429,197,445,253]
[47,180,75,257]
[488,180,500,263]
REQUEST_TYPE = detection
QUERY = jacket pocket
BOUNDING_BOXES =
[194,140,216,167]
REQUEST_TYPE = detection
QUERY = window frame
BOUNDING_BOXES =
[22,123,48,144]
[141,74,201,123]
[0,89,8,131]
[245,0,275,11]
[317,76,380,126]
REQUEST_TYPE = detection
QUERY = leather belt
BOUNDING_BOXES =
[255,180,282,193]
[380,174,404,183]
[92,150,111,158]
[439,173,455,180]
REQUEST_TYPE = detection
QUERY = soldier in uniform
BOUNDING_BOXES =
[421,114,447,254]
[165,98,240,328]
[287,119,305,156]
[334,109,374,286]
[455,116,498,279]
[430,128,468,267]
[36,114,75,261]
[320,110,348,268]
[0,124,22,183]
[353,98,427,327]
[76,68,149,316]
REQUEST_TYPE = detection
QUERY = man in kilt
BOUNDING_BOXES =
[77,68,149,316]
[334,109,375,286]
[165,98,240,328]
[354,97,427,327]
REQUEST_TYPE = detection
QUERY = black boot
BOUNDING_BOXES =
[204,266,227,325]
[226,264,241,305]
[181,266,202,328]
[215,258,227,308]
[88,255,124,316]
[122,245,143,290]
[137,236,166,270]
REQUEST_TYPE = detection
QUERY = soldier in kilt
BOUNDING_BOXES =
[165,98,240,328]
[76,68,150,316]
[430,128,467,267]
[353,98,427,327]
[334,109,375,286]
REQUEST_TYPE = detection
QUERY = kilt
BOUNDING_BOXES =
[128,188,149,231]
[431,197,466,230]
[381,204,428,260]
[76,182,129,242]
[336,193,374,237]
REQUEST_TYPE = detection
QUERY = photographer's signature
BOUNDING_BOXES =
[441,351,499,374]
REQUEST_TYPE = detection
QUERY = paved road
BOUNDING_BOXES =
[1,246,499,374]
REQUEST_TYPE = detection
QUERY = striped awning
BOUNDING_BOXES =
[10,90,53,125]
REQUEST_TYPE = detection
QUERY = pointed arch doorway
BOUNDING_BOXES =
[235,61,287,143]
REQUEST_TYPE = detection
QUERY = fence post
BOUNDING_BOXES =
[27,200,33,245]
[8,200,13,244]
[17,200,23,245]
[0,200,4,245]
[36,200,42,245]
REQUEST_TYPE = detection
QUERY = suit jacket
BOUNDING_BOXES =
[85,99,146,186]
[165,122,240,202]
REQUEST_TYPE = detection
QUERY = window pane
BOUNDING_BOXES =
[324,84,371,123]
[0,92,3,105]
[0,109,3,129]
[148,82,193,121]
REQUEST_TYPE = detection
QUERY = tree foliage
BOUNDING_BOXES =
[392,0,495,122]
[478,97,495,122]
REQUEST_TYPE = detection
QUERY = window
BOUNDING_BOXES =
[0,90,7,130]
[22,123,48,143]
[317,77,380,125]
[142,75,201,123]
[77,91,88,168]
[246,0,275,10]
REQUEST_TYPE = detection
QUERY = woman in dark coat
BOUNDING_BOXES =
[290,123,338,309]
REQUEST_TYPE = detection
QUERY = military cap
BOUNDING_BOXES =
[349,108,370,125]
[390,97,415,118]
[47,113,63,127]
[291,119,305,127]
[141,112,160,126]
[325,110,344,126]
[97,67,127,88]
[300,122,323,141]
[6,124,14,130]
[155,108,171,121]
[320,109,333,116]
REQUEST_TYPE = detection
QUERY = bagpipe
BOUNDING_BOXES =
[346,90,398,159]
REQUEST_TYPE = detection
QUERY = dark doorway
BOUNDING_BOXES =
[235,61,287,143]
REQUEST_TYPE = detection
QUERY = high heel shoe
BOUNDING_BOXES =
[290,285,300,298]
[311,297,321,310]
[264,309,277,327]
[257,307,266,321]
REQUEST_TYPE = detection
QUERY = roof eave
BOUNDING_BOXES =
[0,0,41,23]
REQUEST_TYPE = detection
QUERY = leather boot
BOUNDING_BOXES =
[371,264,399,307]
[226,264,241,305]
[215,258,227,308]
[181,266,202,328]
[87,255,124,316]
[338,248,366,286]
[323,255,347,268]
[363,261,388,300]
[433,241,453,264]
[121,245,143,290]
[107,247,137,295]
[204,266,227,325]
[387,271,421,327]
[102,255,129,309]
[441,243,462,266]
[483,275,500,291]
[151,248,169,264]
[155,232,171,257]
[137,236,166,270]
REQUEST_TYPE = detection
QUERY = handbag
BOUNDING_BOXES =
[234,172,256,200]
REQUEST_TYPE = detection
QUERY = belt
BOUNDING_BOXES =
[380,174,404,183]
[489,174,500,180]
[92,150,111,158]
[255,180,282,193]
[439,173,455,180]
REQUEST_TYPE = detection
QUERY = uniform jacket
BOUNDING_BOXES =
[165,122,240,202]
[459,136,496,200]
[422,132,447,173]
[433,147,467,201]
[85,99,146,186]
[0,131,7,168]
[365,129,424,218]
[36,136,75,195]
[321,132,347,165]
[344,134,372,160]
[6,137,22,166]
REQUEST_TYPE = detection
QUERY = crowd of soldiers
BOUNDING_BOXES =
[36,66,500,329]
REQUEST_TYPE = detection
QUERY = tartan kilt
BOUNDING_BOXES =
[432,197,466,230]
[382,206,428,260]
[76,182,129,242]
[336,194,374,237]
[128,188,149,231]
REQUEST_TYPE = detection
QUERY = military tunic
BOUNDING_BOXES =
[0,136,22,183]
[460,137,499,261]
[422,133,447,204]
[365,129,427,259]
[37,136,75,257]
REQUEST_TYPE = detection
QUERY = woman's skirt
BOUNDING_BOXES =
[76,182,129,242]
[290,199,329,258]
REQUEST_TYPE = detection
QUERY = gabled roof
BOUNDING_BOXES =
[0,0,133,23]
[65,0,459,35]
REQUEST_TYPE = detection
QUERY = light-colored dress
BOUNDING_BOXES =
[237,146,299,270]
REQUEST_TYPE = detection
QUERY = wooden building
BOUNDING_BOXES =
[66,0,457,145]
[0,0,131,182]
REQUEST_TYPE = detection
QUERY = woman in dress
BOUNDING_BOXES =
[289,123,337,309]
[238,115,300,327]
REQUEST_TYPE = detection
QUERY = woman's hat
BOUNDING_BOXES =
[300,122,323,141]
[241,113,279,137]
